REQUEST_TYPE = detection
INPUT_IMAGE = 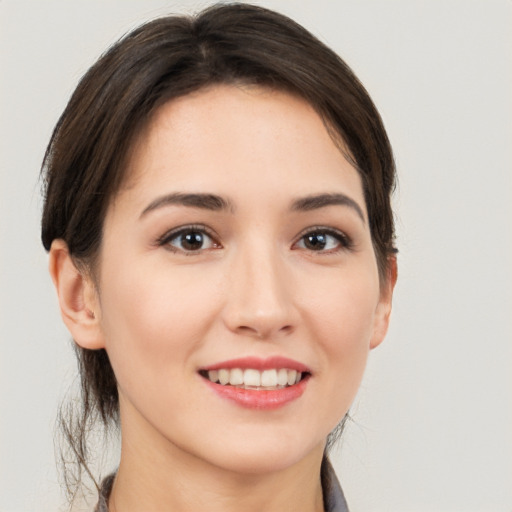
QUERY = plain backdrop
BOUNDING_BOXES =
[1,1,511,511]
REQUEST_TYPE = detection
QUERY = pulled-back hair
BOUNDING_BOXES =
[41,2,396,503]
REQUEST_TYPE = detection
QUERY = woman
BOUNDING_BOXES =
[41,3,397,511]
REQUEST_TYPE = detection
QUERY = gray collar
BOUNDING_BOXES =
[321,457,349,512]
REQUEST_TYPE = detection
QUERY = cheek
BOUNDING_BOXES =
[304,265,379,350]
[98,261,223,391]
[301,267,379,413]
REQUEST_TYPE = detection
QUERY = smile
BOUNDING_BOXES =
[200,368,305,390]
[199,356,311,409]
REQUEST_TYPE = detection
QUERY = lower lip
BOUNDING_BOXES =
[203,376,309,410]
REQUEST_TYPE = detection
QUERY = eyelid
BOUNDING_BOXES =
[156,224,221,251]
[155,223,353,253]
[293,225,354,252]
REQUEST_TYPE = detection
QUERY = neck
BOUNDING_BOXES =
[109,408,326,512]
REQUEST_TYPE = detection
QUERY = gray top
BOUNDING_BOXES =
[95,457,348,512]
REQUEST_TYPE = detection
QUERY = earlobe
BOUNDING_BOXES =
[48,239,105,350]
[370,256,398,350]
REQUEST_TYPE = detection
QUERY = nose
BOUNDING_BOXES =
[222,242,298,340]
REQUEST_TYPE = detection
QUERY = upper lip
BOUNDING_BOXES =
[200,356,311,373]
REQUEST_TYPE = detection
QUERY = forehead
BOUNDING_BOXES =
[118,84,364,209]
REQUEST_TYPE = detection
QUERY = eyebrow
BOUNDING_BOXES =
[140,191,365,223]
[140,192,234,218]
[291,193,365,223]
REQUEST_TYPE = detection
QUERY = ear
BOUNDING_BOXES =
[370,255,398,350]
[48,239,105,350]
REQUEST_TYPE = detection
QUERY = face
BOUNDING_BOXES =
[91,85,393,475]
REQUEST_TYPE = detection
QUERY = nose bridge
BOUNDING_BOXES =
[223,235,295,338]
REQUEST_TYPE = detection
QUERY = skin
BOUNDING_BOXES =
[49,85,396,512]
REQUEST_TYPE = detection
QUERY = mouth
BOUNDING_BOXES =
[198,356,311,409]
[198,367,309,390]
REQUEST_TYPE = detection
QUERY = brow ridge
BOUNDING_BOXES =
[140,192,233,218]
[140,191,364,222]
[291,193,365,222]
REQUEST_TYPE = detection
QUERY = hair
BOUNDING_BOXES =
[41,2,396,503]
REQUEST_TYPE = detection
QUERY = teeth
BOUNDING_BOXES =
[205,368,305,389]
[229,368,244,386]
[244,369,261,387]
[261,369,277,387]
[277,368,288,386]
[218,369,230,385]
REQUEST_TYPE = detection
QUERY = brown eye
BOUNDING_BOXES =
[163,228,219,252]
[180,231,206,251]
[295,229,352,252]
[303,233,329,250]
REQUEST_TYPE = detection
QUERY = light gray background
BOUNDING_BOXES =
[1,1,511,511]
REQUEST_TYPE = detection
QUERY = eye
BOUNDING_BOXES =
[294,228,352,252]
[158,226,220,253]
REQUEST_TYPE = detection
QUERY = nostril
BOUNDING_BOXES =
[235,323,294,339]
[236,325,259,335]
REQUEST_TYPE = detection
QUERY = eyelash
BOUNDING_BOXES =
[156,224,221,255]
[293,226,354,254]
[156,224,353,254]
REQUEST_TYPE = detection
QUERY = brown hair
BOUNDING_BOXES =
[41,2,396,501]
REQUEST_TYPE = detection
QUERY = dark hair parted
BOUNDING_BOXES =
[41,1,396,499]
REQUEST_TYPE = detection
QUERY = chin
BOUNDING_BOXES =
[192,430,326,476]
